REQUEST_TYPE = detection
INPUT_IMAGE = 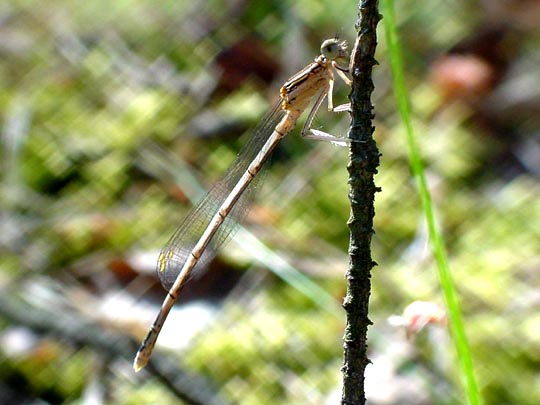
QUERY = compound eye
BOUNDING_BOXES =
[320,38,347,60]
[320,39,339,59]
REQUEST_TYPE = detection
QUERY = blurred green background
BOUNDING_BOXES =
[0,0,538,404]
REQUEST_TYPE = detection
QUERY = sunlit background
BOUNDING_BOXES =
[1,1,538,404]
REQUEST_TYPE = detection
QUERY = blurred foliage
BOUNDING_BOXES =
[0,0,539,404]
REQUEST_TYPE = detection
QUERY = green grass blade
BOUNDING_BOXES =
[380,0,482,403]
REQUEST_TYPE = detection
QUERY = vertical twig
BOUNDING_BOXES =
[341,1,381,404]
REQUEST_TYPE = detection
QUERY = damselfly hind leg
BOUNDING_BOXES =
[333,103,351,112]
[300,89,352,147]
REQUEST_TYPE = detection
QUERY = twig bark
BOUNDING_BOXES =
[341,1,381,404]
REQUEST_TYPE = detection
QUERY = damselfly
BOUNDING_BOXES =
[134,38,352,371]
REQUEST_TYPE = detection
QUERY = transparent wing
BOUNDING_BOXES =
[157,102,286,290]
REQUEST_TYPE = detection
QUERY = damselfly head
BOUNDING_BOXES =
[320,38,348,61]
